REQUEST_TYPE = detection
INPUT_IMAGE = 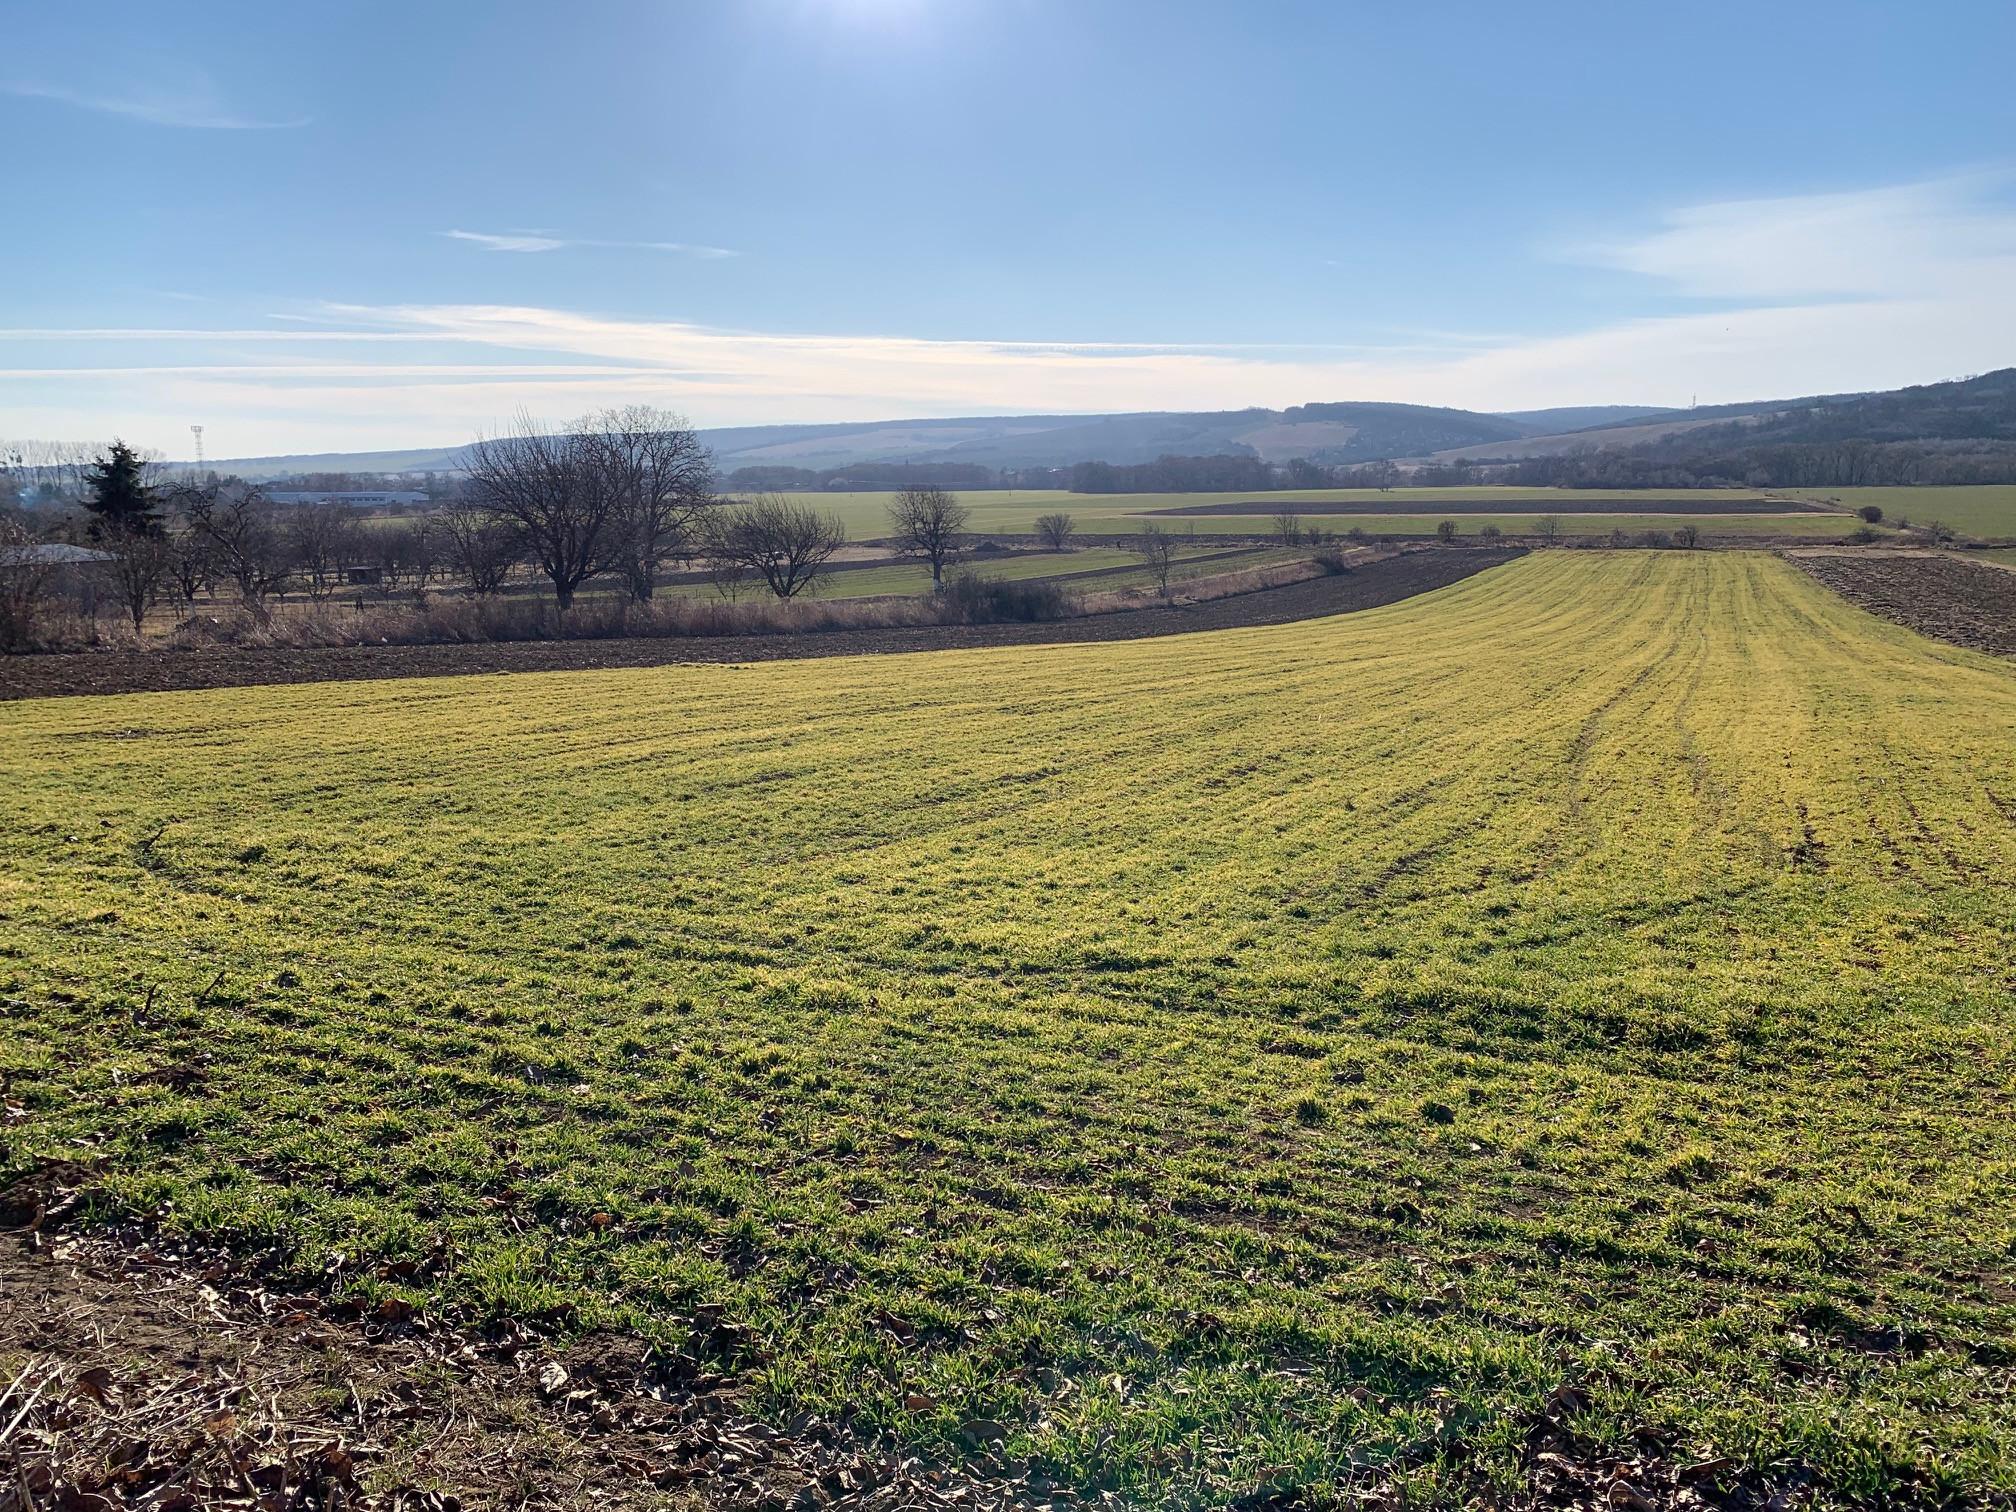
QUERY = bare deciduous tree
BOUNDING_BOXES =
[1135,523,1179,601]
[406,518,442,591]
[885,487,970,588]
[98,526,174,633]
[705,554,751,600]
[576,406,715,602]
[368,518,443,597]
[179,481,293,613]
[286,501,364,600]
[440,503,522,596]
[164,520,214,607]
[1436,519,1459,543]
[1534,515,1562,547]
[1034,512,1077,551]
[1271,509,1304,547]
[1,440,98,510]
[704,495,846,599]
[0,517,62,650]
[464,416,621,609]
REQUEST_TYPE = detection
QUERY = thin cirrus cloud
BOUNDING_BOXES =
[444,230,741,259]
[3,176,2012,453]
[1,79,308,130]
[1569,172,2016,301]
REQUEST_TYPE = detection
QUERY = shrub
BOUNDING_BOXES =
[930,571,1069,625]
[1857,505,1884,524]
[1311,548,1352,575]
[1033,513,1077,551]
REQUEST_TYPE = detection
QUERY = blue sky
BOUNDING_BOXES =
[4,0,2015,457]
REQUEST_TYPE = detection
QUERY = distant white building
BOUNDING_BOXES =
[0,542,114,568]
[267,490,430,508]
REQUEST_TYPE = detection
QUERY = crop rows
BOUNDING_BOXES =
[3,552,2014,1505]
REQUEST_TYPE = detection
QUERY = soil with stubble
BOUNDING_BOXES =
[1789,551,2016,657]
[0,548,1523,702]
[0,1157,1807,1511]
[0,1162,1044,1512]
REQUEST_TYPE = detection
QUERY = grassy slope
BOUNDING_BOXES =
[772,488,1793,540]
[4,554,2015,1505]
[722,543,1274,601]
[1804,486,2016,540]
[1107,513,1865,541]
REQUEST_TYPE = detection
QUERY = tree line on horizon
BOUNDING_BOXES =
[1,413,1118,647]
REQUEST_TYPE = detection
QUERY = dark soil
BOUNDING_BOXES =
[1138,497,1831,517]
[0,1159,1821,1510]
[1790,552,2016,657]
[0,1171,1046,1511]
[0,548,1524,702]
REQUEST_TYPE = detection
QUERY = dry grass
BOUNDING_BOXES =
[1074,549,1357,614]
[156,592,959,652]
[6,549,1389,656]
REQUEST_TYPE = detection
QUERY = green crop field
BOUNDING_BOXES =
[1822,487,2016,540]
[706,543,1276,601]
[5,553,2015,1506]
[1047,512,1865,542]
[766,488,1799,542]
[350,488,1845,549]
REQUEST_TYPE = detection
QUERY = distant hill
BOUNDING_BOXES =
[1426,373,2016,463]
[1666,368,2016,448]
[1493,404,1677,432]
[199,372,2016,483]
[209,402,1564,478]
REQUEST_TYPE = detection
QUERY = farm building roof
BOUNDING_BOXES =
[0,542,115,567]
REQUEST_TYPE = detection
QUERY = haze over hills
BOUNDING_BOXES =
[191,372,2015,481]
[205,401,1677,478]
[1428,369,2016,463]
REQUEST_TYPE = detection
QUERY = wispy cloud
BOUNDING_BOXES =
[2,79,307,129]
[5,175,2013,453]
[444,231,572,254]
[1574,172,2016,301]
[444,230,740,259]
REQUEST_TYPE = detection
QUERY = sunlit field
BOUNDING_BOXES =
[677,542,1282,600]
[5,553,2014,1505]
[1805,486,2016,540]
[760,488,1822,542]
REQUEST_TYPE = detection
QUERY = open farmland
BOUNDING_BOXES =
[1067,512,1870,542]
[5,553,2016,1506]
[750,488,1843,544]
[678,544,1284,602]
[1816,487,2016,541]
